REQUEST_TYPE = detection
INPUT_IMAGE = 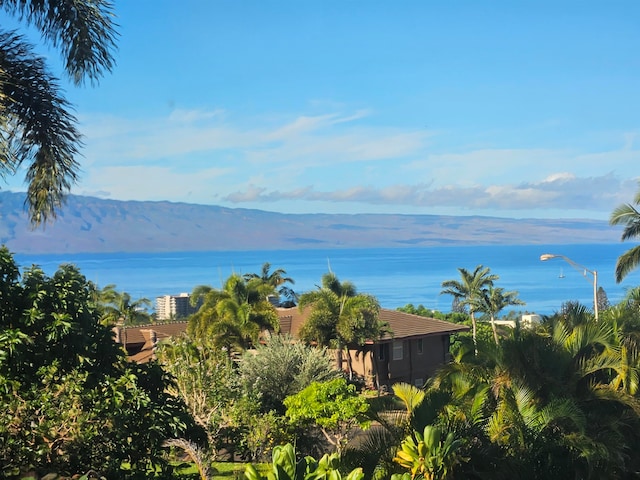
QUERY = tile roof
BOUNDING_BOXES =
[118,309,468,363]
[377,308,469,341]
[275,307,469,342]
[118,321,188,346]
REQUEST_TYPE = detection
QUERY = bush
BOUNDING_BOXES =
[239,335,341,413]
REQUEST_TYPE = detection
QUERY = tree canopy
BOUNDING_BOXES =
[0,246,196,477]
[441,265,499,353]
[0,0,118,225]
[610,182,640,282]
[298,272,385,377]
[188,273,280,352]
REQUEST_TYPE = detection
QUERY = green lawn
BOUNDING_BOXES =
[173,461,269,480]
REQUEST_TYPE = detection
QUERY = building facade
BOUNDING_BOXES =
[155,293,197,320]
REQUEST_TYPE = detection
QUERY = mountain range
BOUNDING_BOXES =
[0,191,622,254]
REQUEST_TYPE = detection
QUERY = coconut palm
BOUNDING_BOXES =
[441,265,498,354]
[187,273,279,351]
[0,0,117,225]
[99,284,151,327]
[610,184,640,282]
[298,272,383,378]
[244,262,297,306]
[475,286,525,345]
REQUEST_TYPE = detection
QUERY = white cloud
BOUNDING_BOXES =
[66,106,640,218]
[542,172,575,183]
[222,174,638,214]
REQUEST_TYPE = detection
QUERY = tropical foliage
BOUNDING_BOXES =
[298,272,385,377]
[188,273,280,352]
[406,307,640,479]
[100,283,152,326]
[245,443,364,480]
[610,182,640,282]
[0,0,117,225]
[238,334,342,413]
[243,262,297,306]
[441,265,499,352]
[0,247,196,478]
[392,425,462,480]
[474,286,524,344]
[284,378,371,454]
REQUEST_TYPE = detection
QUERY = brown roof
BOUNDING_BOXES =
[117,322,189,346]
[118,309,468,363]
[276,307,469,342]
[276,307,308,337]
[377,309,469,341]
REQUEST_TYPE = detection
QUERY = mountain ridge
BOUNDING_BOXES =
[1,192,621,254]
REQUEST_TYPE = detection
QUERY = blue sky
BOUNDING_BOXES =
[5,1,640,219]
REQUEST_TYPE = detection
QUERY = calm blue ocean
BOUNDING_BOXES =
[13,244,638,316]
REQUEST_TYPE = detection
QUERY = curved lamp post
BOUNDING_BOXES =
[540,253,598,321]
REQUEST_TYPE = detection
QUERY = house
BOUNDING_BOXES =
[276,307,469,388]
[113,322,188,363]
[117,308,468,388]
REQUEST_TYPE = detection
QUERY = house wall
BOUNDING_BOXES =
[349,335,450,388]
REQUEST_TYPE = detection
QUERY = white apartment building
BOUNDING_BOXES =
[155,293,197,320]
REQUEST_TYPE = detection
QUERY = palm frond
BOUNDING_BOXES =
[392,382,426,414]
[0,30,81,224]
[1,0,118,85]
[615,245,640,283]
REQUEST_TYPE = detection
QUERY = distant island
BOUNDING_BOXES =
[0,191,621,254]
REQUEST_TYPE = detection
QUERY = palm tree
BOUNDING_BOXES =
[187,273,279,352]
[298,272,383,378]
[243,262,297,306]
[99,285,151,327]
[0,1,117,225]
[610,183,640,282]
[475,286,525,345]
[422,319,640,478]
[441,265,498,354]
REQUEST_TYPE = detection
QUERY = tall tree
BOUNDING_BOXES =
[297,272,384,378]
[156,334,239,457]
[188,273,279,352]
[610,183,640,282]
[99,284,151,327]
[441,265,498,354]
[0,0,118,225]
[244,262,297,306]
[475,286,525,345]
[596,286,610,312]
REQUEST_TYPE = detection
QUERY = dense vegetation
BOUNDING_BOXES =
[3,189,640,478]
[0,247,198,478]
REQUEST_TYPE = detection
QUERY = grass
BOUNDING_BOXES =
[172,461,269,480]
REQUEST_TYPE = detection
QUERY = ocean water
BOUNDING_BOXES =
[13,244,638,316]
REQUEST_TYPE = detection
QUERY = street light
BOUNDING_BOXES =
[540,253,598,321]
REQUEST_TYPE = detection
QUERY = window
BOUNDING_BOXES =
[416,338,424,355]
[393,340,403,361]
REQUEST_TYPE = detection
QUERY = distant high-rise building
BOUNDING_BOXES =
[156,293,197,320]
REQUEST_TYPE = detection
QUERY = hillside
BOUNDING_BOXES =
[0,192,621,254]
